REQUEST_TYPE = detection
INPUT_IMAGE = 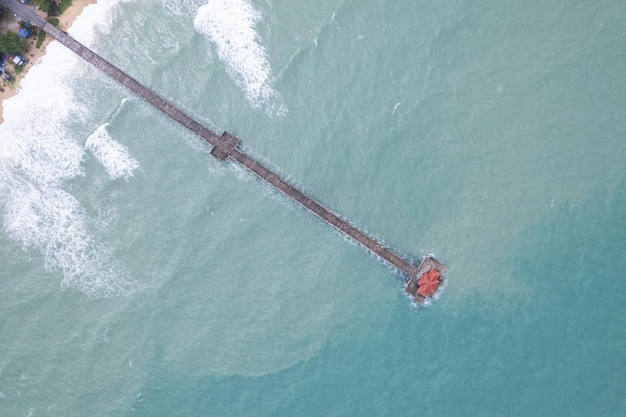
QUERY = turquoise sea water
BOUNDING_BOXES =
[1,0,625,415]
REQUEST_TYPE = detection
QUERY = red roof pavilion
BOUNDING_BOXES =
[416,268,441,298]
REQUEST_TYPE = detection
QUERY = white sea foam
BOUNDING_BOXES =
[85,124,139,180]
[68,0,137,46]
[0,45,85,187]
[161,0,206,17]
[0,1,140,297]
[194,0,286,114]
[2,181,135,297]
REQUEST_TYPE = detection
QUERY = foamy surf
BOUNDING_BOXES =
[0,0,141,297]
[85,124,140,180]
[2,180,136,298]
[194,0,287,114]
[161,0,207,17]
[67,0,137,45]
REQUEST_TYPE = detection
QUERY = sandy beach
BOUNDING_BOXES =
[0,0,96,124]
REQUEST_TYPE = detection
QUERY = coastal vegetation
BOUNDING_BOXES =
[33,0,58,15]
[0,32,27,55]
[58,0,73,15]
[34,0,73,16]
[36,30,46,48]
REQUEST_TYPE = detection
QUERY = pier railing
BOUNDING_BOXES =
[0,0,436,288]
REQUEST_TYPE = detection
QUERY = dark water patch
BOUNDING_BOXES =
[504,181,626,415]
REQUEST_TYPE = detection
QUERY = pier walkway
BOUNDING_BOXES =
[1,0,434,286]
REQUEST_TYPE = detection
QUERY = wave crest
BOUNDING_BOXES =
[194,0,286,113]
[85,124,140,180]
[0,2,142,298]
[2,180,137,298]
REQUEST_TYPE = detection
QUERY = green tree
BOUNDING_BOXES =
[0,32,28,55]
[33,0,58,15]
[33,0,50,13]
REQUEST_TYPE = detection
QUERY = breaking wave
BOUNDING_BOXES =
[85,124,139,180]
[2,180,136,297]
[0,1,141,297]
[68,0,137,45]
[161,0,206,17]
[194,0,286,114]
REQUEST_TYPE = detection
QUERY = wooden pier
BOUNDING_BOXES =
[1,0,445,294]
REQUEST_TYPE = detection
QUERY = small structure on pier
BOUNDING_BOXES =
[404,256,446,304]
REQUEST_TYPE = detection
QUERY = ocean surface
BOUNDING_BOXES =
[1,0,625,415]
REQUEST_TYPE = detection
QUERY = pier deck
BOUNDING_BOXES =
[403,256,447,301]
[0,0,445,292]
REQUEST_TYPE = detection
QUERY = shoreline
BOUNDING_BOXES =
[0,0,96,124]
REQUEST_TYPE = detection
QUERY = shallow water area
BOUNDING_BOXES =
[1,0,625,416]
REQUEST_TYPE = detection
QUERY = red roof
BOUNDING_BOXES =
[417,269,441,298]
